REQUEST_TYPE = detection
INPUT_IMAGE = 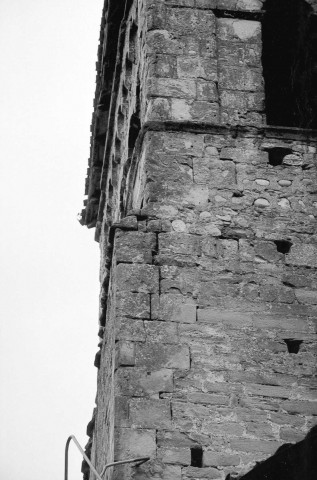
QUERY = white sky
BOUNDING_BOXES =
[0,1,104,479]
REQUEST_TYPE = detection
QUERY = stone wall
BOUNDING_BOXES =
[82,1,317,480]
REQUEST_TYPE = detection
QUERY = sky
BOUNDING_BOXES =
[0,1,104,479]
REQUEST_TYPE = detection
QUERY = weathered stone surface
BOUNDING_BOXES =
[144,320,179,344]
[136,343,190,369]
[182,466,222,479]
[116,367,173,397]
[129,398,172,428]
[116,292,151,319]
[218,19,261,43]
[286,244,317,267]
[115,428,156,459]
[152,294,197,323]
[115,231,156,264]
[158,447,191,466]
[203,452,240,467]
[115,318,146,342]
[230,439,282,454]
[116,264,159,293]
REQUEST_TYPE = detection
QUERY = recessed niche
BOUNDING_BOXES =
[191,447,203,468]
[284,339,303,354]
[274,240,293,254]
[267,148,293,166]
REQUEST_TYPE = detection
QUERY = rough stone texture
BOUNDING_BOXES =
[81,1,317,480]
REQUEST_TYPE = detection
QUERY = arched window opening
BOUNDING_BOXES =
[262,0,317,128]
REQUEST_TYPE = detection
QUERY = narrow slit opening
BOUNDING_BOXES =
[284,339,303,354]
[191,447,203,468]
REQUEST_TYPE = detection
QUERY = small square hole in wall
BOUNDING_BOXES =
[284,339,303,354]
[274,240,293,254]
[267,148,292,166]
[191,447,203,468]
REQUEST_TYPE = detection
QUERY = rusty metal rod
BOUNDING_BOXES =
[64,434,149,480]
[100,457,150,477]
[64,435,103,480]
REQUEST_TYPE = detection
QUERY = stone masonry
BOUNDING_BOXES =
[80,1,317,479]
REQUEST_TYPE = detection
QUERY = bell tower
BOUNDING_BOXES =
[80,1,317,479]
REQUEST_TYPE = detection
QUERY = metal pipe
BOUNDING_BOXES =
[64,435,103,480]
[100,457,150,477]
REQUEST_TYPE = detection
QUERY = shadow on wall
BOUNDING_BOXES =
[227,425,317,480]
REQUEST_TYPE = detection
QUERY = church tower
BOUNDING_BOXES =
[80,1,317,479]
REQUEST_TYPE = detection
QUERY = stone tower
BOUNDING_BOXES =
[80,1,317,479]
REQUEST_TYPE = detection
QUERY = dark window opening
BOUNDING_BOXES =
[128,113,141,150]
[191,447,203,468]
[274,240,293,254]
[284,338,303,354]
[262,0,317,128]
[267,147,293,166]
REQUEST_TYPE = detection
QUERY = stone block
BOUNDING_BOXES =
[269,412,305,428]
[218,42,262,66]
[114,396,129,427]
[160,266,199,295]
[281,400,317,416]
[219,66,263,92]
[129,398,172,428]
[158,447,191,465]
[187,393,229,406]
[146,31,185,55]
[245,422,275,440]
[157,430,201,448]
[115,318,146,342]
[155,132,204,157]
[230,439,282,454]
[203,452,240,467]
[201,421,244,437]
[182,466,222,479]
[189,101,219,123]
[197,308,253,327]
[252,314,310,333]
[209,158,236,189]
[133,461,182,480]
[136,343,190,369]
[116,264,159,294]
[152,294,197,323]
[144,320,179,344]
[177,56,203,78]
[145,97,172,122]
[116,292,151,319]
[279,428,305,443]
[159,233,201,255]
[115,231,156,264]
[295,289,317,305]
[166,7,216,36]
[217,19,261,43]
[115,428,156,460]
[171,99,219,123]
[155,54,177,78]
[150,78,196,99]
[116,367,174,397]
[116,341,135,366]
[236,0,263,11]
[196,81,218,101]
[286,244,317,268]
